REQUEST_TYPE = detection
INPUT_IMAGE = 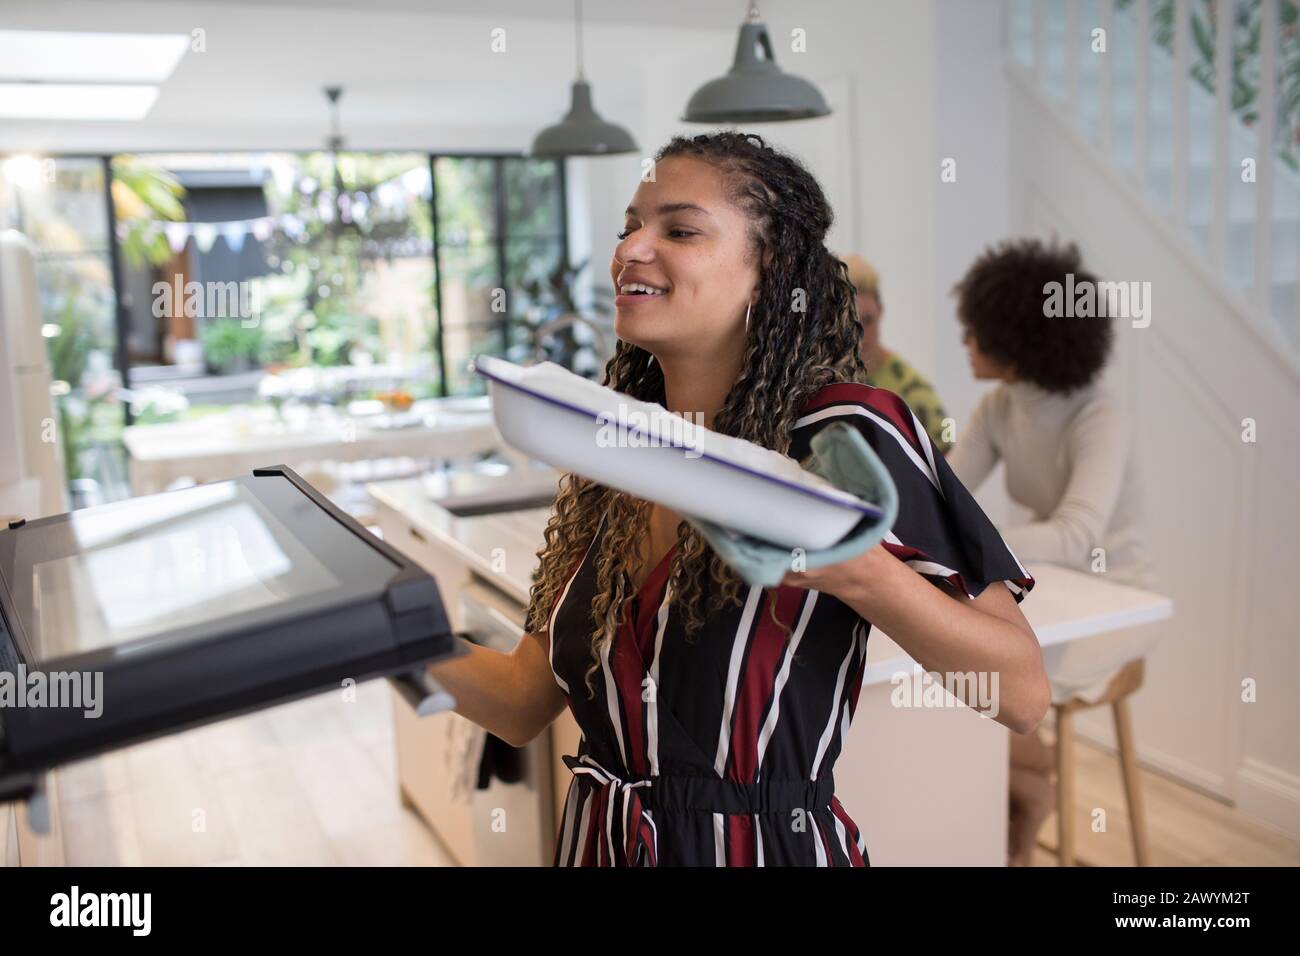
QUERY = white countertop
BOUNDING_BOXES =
[125,400,496,462]
[367,477,547,606]
[862,562,1173,686]
[124,400,501,495]
[368,477,1174,686]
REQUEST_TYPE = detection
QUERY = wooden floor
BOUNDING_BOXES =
[1027,727,1300,867]
[16,681,1299,867]
[54,679,455,866]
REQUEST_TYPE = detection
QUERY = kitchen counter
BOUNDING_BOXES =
[368,475,1172,866]
[368,478,545,609]
[125,399,500,495]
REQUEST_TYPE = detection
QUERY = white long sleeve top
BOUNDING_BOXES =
[947,380,1154,589]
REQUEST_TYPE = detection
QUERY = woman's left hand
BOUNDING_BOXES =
[778,543,886,603]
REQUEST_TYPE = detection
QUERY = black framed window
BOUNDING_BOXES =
[432,155,567,395]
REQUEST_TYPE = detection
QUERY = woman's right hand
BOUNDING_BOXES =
[426,631,568,747]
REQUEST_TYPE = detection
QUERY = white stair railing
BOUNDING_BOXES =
[1007,0,1297,355]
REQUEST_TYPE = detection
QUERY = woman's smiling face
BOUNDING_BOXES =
[610,155,761,359]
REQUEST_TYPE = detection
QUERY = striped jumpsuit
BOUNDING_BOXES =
[545,382,1035,866]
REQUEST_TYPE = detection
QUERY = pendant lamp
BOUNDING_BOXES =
[531,0,638,157]
[683,1,831,124]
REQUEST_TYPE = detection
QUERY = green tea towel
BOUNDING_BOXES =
[685,421,899,588]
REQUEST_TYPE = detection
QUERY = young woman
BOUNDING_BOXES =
[948,239,1153,592]
[429,132,1049,867]
[947,238,1154,866]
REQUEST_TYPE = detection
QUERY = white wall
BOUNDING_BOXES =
[761,0,939,378]
[932,0,1019,525]
[933,0,1011,429]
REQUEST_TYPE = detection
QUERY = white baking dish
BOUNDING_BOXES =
[473,355,883,550]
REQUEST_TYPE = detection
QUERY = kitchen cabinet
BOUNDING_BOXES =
[371,480,580,866]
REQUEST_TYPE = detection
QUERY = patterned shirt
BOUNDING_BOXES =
[866,352,953,453]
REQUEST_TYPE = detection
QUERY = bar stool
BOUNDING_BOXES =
[1044,657,1151,866]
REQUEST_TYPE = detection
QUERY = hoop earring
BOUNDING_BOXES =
[745,300,752,333]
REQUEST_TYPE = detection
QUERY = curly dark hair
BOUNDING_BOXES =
[522,131,869,699]
[953,237,1113,393]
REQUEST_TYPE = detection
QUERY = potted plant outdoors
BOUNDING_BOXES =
[514,257,615,378]
[200,318,266,375]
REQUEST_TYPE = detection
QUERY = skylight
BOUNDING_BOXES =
[0,30,188,120]
[0,83,161,121]
[0,30,190,83]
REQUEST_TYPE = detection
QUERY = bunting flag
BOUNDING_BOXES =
[164,221,190,254]
[220,221,247,253]
[119,215,283,254]
[110,211,425,257]
[192,222,219,254]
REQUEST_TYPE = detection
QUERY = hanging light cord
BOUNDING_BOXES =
[325,86,344,153]
[574,0,585,81]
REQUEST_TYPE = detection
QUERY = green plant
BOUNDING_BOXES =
[511,257,615,375]
[111,156,186,270]
[53,392,116,483]
[200,319,265,374]
[1130,0,1300,170]
[521,256,611,318]
[46,296,95,388]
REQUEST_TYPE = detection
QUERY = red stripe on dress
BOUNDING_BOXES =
[815,815,837,866]
[1007,575,1037,599]
[798,382,923,453]
[633,545,676,663]
[830,797,867,866]
[609,547,677,778]
[725,586,806,783]
[726,815,757,867]
[608,609,649,776]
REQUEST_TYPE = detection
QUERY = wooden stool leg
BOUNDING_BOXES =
[1113,696,1151,866]
[1055,707,1076,866]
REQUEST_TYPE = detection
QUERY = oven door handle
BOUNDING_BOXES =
[388,634,474,717]
[389,668,456,717]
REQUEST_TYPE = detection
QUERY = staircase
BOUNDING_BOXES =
[1007,0,1298,352]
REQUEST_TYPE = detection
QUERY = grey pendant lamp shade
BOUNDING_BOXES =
[683,2,831,124]
[531,0,638,157]
[531,79,638,156]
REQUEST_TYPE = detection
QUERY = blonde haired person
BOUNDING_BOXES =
[841,253,953,453]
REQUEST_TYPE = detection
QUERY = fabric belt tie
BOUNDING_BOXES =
[562,753,835,867]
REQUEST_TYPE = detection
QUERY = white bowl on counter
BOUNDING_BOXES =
[473,355,882,551]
